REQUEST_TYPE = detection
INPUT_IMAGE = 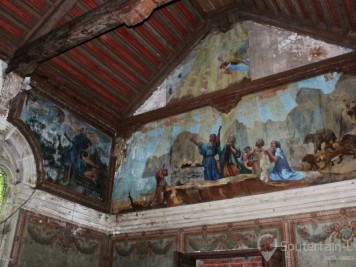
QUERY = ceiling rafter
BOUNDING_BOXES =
[33,65,124,120]
[31,74,121,129]
[6,0,175,76]
[22,0,76,44]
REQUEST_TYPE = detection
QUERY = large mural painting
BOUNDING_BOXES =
[113,72,356,213]
[14,92,113,210]
[164,22,250,103]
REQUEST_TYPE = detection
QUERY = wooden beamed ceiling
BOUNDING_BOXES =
[1,0,356,130]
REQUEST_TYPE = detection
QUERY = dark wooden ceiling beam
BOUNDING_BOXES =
[118,51,356,135]
[235,10,356,49]
[6,0,175,77]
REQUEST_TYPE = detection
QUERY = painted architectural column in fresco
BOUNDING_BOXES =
[0,72,24,119]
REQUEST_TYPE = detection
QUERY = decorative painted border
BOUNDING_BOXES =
[110,228,179,266]
[9,210,109,267]
[289,207,356,266]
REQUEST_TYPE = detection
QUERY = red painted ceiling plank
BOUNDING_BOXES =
[83,0,98,9]
[137,26,169,57]
[161,8,188,36]
[310,0,324,22]
[326,0,341,27]
[68,49,133,97]
[85,42,143,88]
[296,0,310,19]
[1,1,33,23]
[343,0,356,31]
[149,16,178,47]
[0,40,15,56]
[51,57,125,107]
[283,0,296,16]
[0,18,22,37]
[36,67,116,117]
[99,34,151,77]
[27,0,45,11]
[69,7,82,18]
[116,27,161,66]
[58,18,67,27]
[175,2,198,26]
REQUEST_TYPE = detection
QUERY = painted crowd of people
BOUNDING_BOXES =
[190,126,305,182]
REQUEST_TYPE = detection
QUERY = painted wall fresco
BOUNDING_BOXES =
[10,211,108,267]
[163,22,250,103]
[19,92,112,201]
[109,207,356,267]
[113,72,356,212]
[112,231,178,267]
[291,210,356,267]
[10,208,356,266]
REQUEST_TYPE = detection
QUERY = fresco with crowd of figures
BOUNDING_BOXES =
[113,72,356,212]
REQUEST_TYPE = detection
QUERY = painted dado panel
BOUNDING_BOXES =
[10,211,108,267]
[113,72,356,213]
[9,208,356,266]
[111,230,178,267]
[290,208,356,267]
[109,207,356,267]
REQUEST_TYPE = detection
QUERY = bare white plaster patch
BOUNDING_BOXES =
[246,21,352,80]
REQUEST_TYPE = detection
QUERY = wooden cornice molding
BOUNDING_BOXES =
[118,51,356,136]
[210,94,242,114]
[6,0,175,77]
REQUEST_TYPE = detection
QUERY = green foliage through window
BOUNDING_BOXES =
[0,167,6,205]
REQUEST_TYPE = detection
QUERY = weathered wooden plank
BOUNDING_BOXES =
[22,0,76,44]
[7,0,174,76]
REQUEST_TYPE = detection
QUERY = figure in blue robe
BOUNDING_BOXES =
[265,140,305,181]
[61,130,92,177]
[190,126,222,180]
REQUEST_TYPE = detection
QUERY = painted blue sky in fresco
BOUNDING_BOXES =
[236,73,341,128]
